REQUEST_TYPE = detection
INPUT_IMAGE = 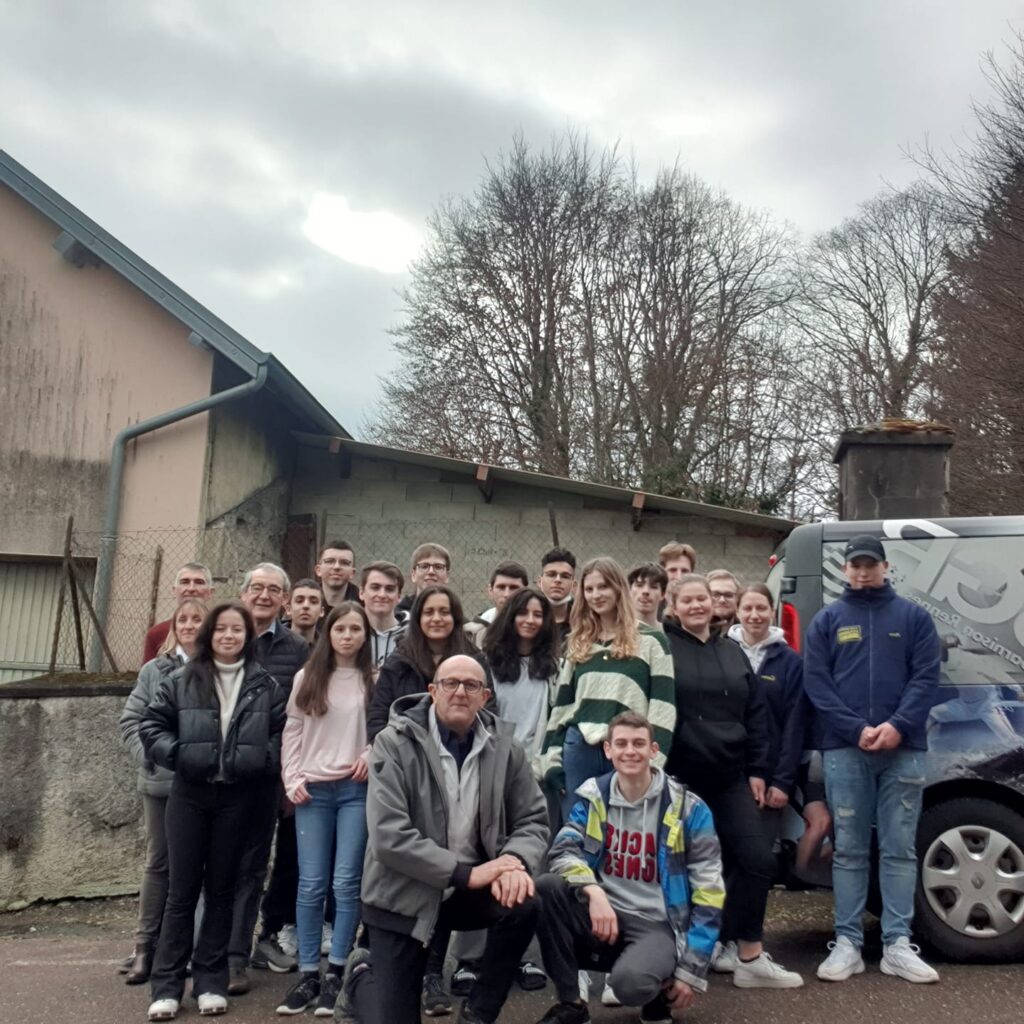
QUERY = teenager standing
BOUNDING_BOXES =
[277,603,374,1016]
[140,603,286,1021]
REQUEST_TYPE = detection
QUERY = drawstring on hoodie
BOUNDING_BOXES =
[728,623,787,674]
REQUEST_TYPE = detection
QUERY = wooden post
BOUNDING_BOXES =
[72,561,120,673]
[148,545,164,628]
[48,516,73,675]
[68,567,86,670]
[548,504,560,548]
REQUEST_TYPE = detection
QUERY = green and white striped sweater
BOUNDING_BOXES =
[540,630,676,786]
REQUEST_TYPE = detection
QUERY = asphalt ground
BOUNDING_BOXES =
[2,891,1022,1024]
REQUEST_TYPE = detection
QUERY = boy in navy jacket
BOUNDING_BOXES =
[803,535,940,986]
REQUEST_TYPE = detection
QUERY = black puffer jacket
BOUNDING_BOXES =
[255,625,309,695]
[139,660,286,784]
[663,620,769,788]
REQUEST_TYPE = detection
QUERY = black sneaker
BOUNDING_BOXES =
[639,992,673,1024]
[254,936,298,973]
[276,973,321,1016]
[314,973,342,1018]
[456,1003,491,1024]
[335,949,371,1023]
[535,1002,590,1024]
[227,966,250,996]
[450,962,478,997]
[422,972,453,1016]
[518,960,547,991]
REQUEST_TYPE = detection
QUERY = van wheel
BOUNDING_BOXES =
[915,798,1024,962]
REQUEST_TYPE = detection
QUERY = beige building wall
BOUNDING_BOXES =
[0,183,214,558]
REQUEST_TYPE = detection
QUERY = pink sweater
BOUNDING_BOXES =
[281,666,371,801]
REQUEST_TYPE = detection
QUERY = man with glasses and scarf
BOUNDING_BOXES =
[334,655,549,1024]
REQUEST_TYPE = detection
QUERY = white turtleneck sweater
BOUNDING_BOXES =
[213,659,246,741]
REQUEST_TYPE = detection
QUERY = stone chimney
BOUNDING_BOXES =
[833,421,955,521]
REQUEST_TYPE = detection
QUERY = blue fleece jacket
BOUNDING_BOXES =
[803,582,940,751]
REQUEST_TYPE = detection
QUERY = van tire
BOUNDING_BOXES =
[915,798,1024,962]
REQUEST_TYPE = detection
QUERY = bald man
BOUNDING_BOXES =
[339,655,549,1024]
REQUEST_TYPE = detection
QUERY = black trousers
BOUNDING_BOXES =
[534,874,676,1008]
[688,774,775,943]
[150,778,262,1001]
[360,889,537,1024]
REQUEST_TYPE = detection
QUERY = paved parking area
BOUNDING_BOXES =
[2,892,1022,1024]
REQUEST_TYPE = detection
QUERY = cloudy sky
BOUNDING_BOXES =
[3,1,1023,431]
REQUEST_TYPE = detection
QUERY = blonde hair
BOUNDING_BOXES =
[157,598,209,656]
[568,557,639,663]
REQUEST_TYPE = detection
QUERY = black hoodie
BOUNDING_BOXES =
[663,619,769,788]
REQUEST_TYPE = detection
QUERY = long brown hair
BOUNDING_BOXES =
[567,557,639,663]
[157,598,208,657]
[296,602,375,717]
[398,585,472,681]
[184,602,257,700]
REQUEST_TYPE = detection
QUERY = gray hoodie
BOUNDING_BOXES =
[727,623,787,674]
[600,769,668,924]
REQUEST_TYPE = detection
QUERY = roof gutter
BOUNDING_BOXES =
[88,365,269,670]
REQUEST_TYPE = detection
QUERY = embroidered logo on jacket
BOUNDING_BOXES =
[837,625,863,644]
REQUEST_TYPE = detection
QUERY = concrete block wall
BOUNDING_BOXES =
[290,451,784,609]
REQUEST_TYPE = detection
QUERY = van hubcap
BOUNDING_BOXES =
[921,825,1024,938]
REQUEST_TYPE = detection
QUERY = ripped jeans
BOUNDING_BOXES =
[824,747,925,946]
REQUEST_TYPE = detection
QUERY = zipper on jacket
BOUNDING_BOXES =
[224,682,267,745]
[868,605,874,723]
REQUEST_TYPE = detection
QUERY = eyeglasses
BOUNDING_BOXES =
[435,678,485,695]
[710,591,737,603]
[541,571,574,582]
[415,562,449,573]
[247,583,284,596]
[319,557,354,567]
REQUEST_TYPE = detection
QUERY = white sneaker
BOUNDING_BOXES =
[196,993,227,1016]
[147,999,179,1021]
[321,923,333,956]
[817,937,865,982]
[578,970,591,1001]
[733,952,804,989]
[710,940,739,974]
[601,980,621,1006]
[881,937,939,984]
[278,924,299,958]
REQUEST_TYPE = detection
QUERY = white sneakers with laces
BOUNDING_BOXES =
[880,937,940,983]
[278,924,299,958]
[710,940,739,974]
[817,937,865,981]
[147,998,180,1021]
[197,993,227,1016]
[732,952,804,988]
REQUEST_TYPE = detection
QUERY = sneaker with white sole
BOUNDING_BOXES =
[148,998,180,1021]
[577,970,591,1002]
[600,980,621,1006]
[816,937,865,982]
[197,993,227,1016]
[710,940,739,974]
[733,952,804,989]
[279,924,299,958]
[277,973,322,1015]
[881,937,939,984]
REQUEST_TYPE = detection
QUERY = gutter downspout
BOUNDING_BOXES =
[88,364,269,670]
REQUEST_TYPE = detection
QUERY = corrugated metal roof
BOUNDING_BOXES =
[294,433,798,533]
[0,149,348,438]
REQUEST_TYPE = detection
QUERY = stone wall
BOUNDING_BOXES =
[0,682,142,908]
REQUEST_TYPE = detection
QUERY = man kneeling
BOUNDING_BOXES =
[339,655,549,1024]
[534,713,724,1024]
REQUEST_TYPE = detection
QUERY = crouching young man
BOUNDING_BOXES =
[337,655,549,1024]
[533,713,724,1024]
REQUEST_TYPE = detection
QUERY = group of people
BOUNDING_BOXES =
[118,532,942,1024]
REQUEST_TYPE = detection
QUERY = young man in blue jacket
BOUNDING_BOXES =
[532,712,724,1024]
[803,535,940,985]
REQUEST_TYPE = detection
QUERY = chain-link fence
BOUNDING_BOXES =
[28,504,773,680]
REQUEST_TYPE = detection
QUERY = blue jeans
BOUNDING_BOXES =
[294,778,368,971]
[824,747,925,946]
[561,726,612,820]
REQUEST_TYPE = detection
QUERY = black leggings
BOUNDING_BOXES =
[688,774,775,944]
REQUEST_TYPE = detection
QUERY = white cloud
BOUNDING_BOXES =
[302,192,423,274]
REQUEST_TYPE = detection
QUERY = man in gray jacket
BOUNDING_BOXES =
[340,654,549,1024]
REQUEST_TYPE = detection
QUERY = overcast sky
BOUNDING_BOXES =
[3,0,1023,432]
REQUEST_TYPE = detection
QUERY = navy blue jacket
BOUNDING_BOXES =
[803,582,940,751]
[754,643,806,797]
